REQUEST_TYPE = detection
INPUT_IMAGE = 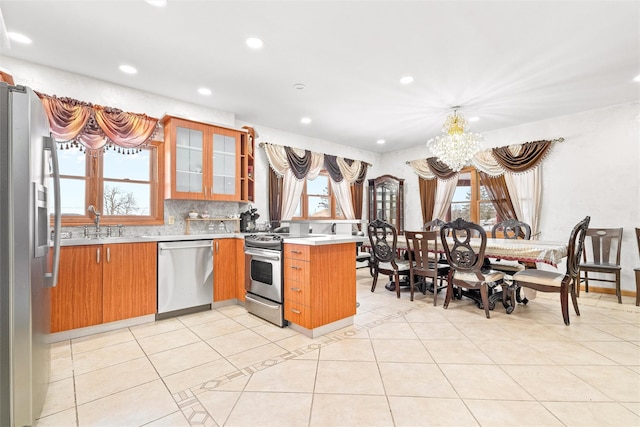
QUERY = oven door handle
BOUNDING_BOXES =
[244,249,281,262]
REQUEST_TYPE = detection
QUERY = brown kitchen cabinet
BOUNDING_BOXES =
[283,243,357,330]
[163,116,247,201]
[213,238,237,301]
[240,126,255,202]
[51,242,157,333]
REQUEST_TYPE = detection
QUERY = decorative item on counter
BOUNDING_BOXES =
[200,210,210,219]
[240,204,260,232]
[188,209,198,219]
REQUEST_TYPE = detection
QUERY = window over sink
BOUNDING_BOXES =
[52,141,164,226]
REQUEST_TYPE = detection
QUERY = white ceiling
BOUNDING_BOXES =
[1,0,639,153]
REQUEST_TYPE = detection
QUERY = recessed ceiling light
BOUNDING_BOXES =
[377,139,386,144]
[468,116,480,122]
[300,117,312,124]
[197,87,212,96]
[246,38,264,49]
[634,74,640,82]
[7,32,32,45]
[293,83,305,90]
[118,64,137,75]
[399,76,414,84]
[146,0,167,7]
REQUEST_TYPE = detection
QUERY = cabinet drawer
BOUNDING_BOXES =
[284,300,312,329]
[284,280,310,306]
[284,258,309,283]
[284,244,310,260]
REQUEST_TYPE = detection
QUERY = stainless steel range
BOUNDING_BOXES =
[244,234,287,327]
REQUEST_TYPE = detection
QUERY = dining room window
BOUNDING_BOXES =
[54,141,164,225]
[293,170,344,219]
[448,167,498,230]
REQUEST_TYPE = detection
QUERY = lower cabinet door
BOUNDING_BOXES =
[214,239,237,301]
[102,242,157,323]
[51,246,103,333]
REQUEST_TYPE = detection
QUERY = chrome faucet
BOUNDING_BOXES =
[87,205,101,233]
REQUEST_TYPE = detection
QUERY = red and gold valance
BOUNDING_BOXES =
[37,92,159,155]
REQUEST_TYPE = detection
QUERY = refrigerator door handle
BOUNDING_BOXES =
[44,136,61,288]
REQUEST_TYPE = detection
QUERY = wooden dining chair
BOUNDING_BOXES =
[404,230,450,304]
[423,218,446,232]
[512,216,590,325]
[440,218,505,318]
[488,219,532,274]
[367,219,410,298]
[575,227,623,303]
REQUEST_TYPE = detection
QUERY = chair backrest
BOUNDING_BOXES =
[424,218,446,231]
[405,230,439,271]
[491,219,532,240]
[636,228,640,259]
[440,218,487,276]
[582,227,623,266]
[367,219,399,263]
[565,216,591,278]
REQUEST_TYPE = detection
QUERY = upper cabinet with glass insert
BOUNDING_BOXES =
[163,116,247,201]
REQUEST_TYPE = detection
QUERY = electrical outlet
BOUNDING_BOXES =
[168,216,175,225]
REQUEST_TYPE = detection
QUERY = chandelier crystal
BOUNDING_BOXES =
[427,108,484,172]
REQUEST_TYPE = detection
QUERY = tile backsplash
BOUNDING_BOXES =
[61,200,255,238]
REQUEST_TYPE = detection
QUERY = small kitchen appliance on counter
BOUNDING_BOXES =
[240,205,260,232]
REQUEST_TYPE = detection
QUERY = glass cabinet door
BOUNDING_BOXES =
[212,130,238,196]
[175,126,203,193]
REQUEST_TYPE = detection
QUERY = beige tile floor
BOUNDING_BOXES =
[36,269,640,426]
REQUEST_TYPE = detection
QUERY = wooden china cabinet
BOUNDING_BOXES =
[368,175,404,234]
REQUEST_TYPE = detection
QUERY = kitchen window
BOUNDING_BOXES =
[55,141,164,225]
[293,170,344,219]
[448,167,498,230]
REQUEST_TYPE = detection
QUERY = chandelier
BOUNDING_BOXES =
[427,108,484,172]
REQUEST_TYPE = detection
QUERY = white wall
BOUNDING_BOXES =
[6,57,639,292]
[379,102,640,292]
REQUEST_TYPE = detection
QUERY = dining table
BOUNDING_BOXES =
[363,235,568,311]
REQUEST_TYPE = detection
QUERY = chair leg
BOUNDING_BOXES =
[433,275,438,306]
[480,285,490,319]
[584,271,589,293]
[616,271,621,304]
[371,270,379,293]
[635,269,640,307]
[409,271,415,301]
[395,273,401,299]
[560,286,570,325]
[575,273,580,297]
[570,282,580,317]
[443,280,453,309]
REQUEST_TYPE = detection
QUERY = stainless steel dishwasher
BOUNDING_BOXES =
[157,239,214,319]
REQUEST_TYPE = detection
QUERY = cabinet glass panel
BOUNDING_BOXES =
[212,132,237,195]
[368,175,404,234]
[175,126,203,193]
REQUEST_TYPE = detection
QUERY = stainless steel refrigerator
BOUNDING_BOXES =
[0,83,61,426]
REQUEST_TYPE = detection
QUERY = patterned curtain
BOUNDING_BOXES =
[37,92,159,155]
[491,140,553,173]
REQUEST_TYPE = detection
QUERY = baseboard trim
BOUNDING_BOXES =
[577,284,636,298]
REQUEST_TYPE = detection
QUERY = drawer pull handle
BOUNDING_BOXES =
[291,250,302,254]
[290,287,301,292]
[290,266,301,270]
[291,308,301,314]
